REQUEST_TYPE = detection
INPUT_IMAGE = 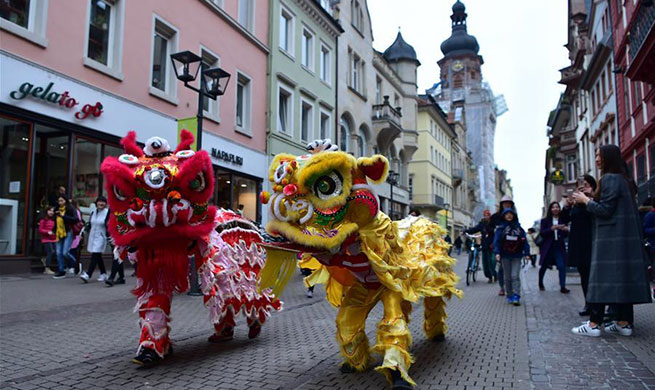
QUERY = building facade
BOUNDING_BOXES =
[266,0,342,159]
[330,0,420,220]
[449,109,477,235]
[431,1,506,220]
[408,95,455,222]
[610,0,655,203]
[0,0,269,271]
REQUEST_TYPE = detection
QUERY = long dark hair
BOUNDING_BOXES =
[545,201,561,219]
[596,145,637,198]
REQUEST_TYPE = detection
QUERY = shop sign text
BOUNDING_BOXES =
[211,148,243,165]
[10,82,103,120]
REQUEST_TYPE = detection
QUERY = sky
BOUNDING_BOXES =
[369,0,569,225]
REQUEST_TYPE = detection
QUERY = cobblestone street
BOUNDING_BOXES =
[1,254,653,390]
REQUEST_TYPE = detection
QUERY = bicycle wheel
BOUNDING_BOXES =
[466,253,472,286]
[472,254,477,283]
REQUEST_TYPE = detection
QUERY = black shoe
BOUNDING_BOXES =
[579,306,591,316]
[131,347,162,368]
[539,285,545,291]
[105,279,114,287]
[114,278,126,285]
[431,333,445,342]
[560,287,570,294]
[53,272,66,279]
[391,369,413,390]
[339,363,357,374]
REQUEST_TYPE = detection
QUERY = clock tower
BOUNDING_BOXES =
[432,0,505,219]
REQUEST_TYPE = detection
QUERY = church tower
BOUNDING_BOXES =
[433,0,505,218]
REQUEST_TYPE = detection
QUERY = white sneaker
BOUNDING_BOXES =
[604,321,633,336]
[79,272,89,283]
[67,268,75,275]
[97,273,108,282]
[571,321,601,337]
[43,268,55,275]
[306,290,313,298]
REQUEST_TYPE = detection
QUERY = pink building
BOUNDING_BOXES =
[0,0,268,272]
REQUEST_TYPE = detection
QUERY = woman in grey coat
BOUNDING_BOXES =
[571,145,652,337]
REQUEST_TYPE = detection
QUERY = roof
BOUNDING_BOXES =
[440,0,480,58]
[383,32,420,65]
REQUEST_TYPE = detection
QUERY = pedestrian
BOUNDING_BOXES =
[69,199,85,274]
[642,199,655,299]
[494,208,530,306]
[538,201,570,293]
[236,204,245,216]
[444,234,452,255]
[454,235,463,256]
[38,206,57,275]
[53,196,79,279]
[465,210,496,284]
[105,248,127,287]
[571,145,652,337]
[490,196,519,296]
[80,196,110,283]
[563,174,597,316]
[526,228,539,267]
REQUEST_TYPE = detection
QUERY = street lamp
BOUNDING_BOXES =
[170,50,231,150]
[443,203,451,237]
[171,50,230,296]
[387,170,399,220]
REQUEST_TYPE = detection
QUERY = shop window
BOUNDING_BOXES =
[84,0,124,79]
[0,0,48,47]
[215,170,232,211]
[73,138,103,209]
[0,116,31,255]
[232,176,257,221]
[150,17,178,103]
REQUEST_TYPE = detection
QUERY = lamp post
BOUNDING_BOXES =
[443,202,451,236]
[170,50,230,296]
[387,170,399,220]
[170,50,231,150]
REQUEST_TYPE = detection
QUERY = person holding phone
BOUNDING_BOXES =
[538,201,570,293]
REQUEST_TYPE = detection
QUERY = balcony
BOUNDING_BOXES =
[627,4,655,83]
[410,193,444,209]
[373,95,403,148]
[452,169,464,186]
[402,129,419,155]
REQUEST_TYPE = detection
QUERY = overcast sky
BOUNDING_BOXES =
[369,0,569,225]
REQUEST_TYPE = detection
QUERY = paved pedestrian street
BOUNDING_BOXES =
[1,255,654,390]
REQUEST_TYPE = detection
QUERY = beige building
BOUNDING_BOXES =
[449,107,476,235]
[409,95,455,223]
[329,0,420,219]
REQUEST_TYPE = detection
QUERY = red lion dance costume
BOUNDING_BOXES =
[101,130,281,367]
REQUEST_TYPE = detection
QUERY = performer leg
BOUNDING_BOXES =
[134,293,172,366]
[335,282,379,372]
[423,296,448,341]
[374,289,415,387]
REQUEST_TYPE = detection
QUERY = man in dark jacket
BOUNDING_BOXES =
[465,210,495,283]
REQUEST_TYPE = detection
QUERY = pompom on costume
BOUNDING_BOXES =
[260,140,461,388]
[100,131,281,367]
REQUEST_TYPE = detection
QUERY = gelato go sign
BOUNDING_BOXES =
[10,81,103,120]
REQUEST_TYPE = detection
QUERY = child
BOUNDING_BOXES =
[494,208,531,306]
[38,206,57,275]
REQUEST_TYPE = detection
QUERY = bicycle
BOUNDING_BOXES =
[465,233,481,286]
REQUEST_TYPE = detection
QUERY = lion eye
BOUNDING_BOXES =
[189,172,206,192]
[113,186,127,201]
[313,171,343,200]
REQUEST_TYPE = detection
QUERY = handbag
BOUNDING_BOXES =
[534,233,544,247]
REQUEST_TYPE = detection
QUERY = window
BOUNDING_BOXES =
[201,48,220,121]
[351,0,362,30]
[0,0,48,47]
[357,126,367,157]
[84,0,124,78]
[409,175,413,201]
[375,78,382,104]
[649,145,655,175]
[238,0,254,31]
[301,28,314,70]
[320,44,331,83]
[591,90,597,114]
[430,146,434,163]
[150,17,178,103]
[279,6,294,55]
[235,72,252,134]
[340,116,350,152]
[319,0,332,14]
[394,94,400,108]
[300,99,313,142]
[634,81,642,104]
[278,83,293,134]
[353,56,360,90]
[320,110,331,139]
[566,155,577,183]
[637,154,646,184]
[601,72,606,100]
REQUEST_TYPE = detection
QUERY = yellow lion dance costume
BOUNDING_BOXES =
[260,140,461,389]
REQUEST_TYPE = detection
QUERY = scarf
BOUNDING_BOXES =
[56,206,67,240]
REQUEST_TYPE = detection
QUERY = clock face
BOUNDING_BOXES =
[451,61,464,72]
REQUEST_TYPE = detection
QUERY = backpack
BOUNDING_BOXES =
[501,225,525,255]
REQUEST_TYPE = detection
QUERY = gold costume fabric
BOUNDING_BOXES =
[300,214,462,385]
